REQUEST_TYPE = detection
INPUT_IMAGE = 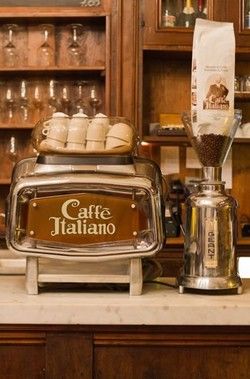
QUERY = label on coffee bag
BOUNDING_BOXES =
[191,19,235,133]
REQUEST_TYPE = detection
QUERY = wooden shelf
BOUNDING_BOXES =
[142,135,189,145]
[0,179,11,185]
[0,124,34,130]
[142,135,250,145]
[0,66,106,73]
[235,91,250,100]
[0,7,109,18]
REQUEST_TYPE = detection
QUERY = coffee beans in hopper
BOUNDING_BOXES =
[191,134,231,166]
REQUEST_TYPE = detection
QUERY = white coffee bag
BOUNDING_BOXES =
[191,19,235,131]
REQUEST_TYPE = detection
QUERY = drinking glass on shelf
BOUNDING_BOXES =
[47,79,58,116]
[75,80,88,113]
[89,85,102,116]
[37,24,54,67]
[3,24,18,68]
[6,135,19,168]
[60,82,72,115]
[19,80,30,124]
[67,24,83,66]
[4,86,16,125]
[32,83,44,122]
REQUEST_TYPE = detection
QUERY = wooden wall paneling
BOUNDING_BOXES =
[109,0,140,124]
[108,0,120,116]
[95,345,250,379]
[120,0,140,126]
[0,325,249,378]
[104,14,111,115]
[46,333,93,379]
[212,0,228,22]
[232,143,250,238]
[94,327,250,379]
[0,331,46,379]
[142,52,191,134]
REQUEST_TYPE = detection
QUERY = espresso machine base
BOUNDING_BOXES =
[178,275,243,294]
[25,256,143,296]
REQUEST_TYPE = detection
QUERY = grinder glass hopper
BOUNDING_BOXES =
[182,109,242,181]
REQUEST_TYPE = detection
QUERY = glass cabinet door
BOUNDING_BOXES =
[160,0,208,28]
[244,0,250,28]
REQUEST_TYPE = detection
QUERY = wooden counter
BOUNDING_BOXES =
[0,275,250,378]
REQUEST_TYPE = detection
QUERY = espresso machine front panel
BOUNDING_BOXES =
[7,158,164,261]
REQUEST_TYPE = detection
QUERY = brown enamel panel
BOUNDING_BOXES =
[26,192,146,245]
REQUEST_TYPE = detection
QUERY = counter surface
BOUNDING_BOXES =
[0,275,249,325]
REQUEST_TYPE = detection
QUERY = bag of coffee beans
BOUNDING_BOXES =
[191,19,235,127]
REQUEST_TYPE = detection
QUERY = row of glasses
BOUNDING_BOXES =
[0,80,103,125]
[2,23,84,68]
[46,80,102,116]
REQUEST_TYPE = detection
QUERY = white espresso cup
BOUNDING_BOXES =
[86,139,105,151]
[95,113,110,132]
[105,136,129,150]
[86,117,108,142]
[106,122,132,143]
[42,112,69,149]
[66,112,88,151]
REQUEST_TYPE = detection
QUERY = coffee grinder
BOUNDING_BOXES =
[179,109,243,294]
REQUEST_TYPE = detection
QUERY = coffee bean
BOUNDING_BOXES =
[191,134,230,166]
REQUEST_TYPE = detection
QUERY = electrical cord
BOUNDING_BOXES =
[144,280,178,289]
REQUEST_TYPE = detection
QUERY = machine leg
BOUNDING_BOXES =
[237,286,243,295]
[26,256,39,295]
[179,285,184,294]
[129,258,143,296]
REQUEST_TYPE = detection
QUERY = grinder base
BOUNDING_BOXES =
[178,275,243,294]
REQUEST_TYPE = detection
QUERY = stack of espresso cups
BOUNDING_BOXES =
[86,113,109,151]
[41,112,69,150]
[66,112,88,151]
[106,122,133,149]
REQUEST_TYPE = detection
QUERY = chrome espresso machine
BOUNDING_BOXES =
[6,113,165,295]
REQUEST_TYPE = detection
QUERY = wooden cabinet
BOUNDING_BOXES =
[0,325,250,379]
[138,0,250,260]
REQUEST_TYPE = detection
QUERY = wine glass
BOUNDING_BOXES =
[3,24,18,68]
[6,135,19,168]
[32,82,44,122]
[60,82,71,115]
[67,24,83,66]
[75,80,88,113]
[47,79,58,116]
[37,24,54,67]
[4,85,16,125]
[19,80,30,124]
[89,86,102,116]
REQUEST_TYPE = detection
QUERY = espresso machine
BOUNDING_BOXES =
[6,114,165,295]
[179,109,243,294]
